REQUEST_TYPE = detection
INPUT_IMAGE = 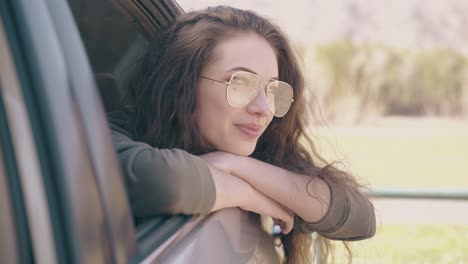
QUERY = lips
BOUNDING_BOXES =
[235,124,263,138]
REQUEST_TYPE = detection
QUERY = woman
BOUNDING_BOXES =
[109,5,375,263]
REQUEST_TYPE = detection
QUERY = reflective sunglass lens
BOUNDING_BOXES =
[227,72,260,107]
[267,81,293,117]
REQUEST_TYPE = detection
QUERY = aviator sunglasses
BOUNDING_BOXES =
[200,71,294,117]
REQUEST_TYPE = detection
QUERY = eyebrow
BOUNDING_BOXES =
[227,66,278,80]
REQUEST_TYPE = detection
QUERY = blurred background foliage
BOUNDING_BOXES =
[298,40,468,124]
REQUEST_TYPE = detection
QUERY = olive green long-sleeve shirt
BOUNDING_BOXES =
[108,111,375,240]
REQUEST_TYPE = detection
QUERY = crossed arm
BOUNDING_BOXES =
[203,152,376,239]
[203,152,332,234]
[109,111,375,240]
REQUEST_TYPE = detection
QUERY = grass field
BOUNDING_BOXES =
[314,117,468,188]
[313,117,468,263]
[332,225,468,263]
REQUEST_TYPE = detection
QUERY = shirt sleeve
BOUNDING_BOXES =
[108,112,216,217]
[294,178,376,241]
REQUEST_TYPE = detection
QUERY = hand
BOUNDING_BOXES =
[240,184,294,234]
[207,164,294,234]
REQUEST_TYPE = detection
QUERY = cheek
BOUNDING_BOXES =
[195,84,232,141]
[196,107,235,151]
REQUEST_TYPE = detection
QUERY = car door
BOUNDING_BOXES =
[0,0,135,263]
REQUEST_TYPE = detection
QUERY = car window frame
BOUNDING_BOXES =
[0,4,56,263]
[3,0,133,262]
[0,62,30,264]
[0,146,20,264]
[45,0,138,262]
[65,0,203,262]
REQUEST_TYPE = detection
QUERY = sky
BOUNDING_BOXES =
[178,0,468,53]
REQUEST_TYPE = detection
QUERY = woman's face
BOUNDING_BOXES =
[196,33,278,156]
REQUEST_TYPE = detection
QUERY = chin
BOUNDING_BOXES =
[229,143,256,157]
[215,139,257,156]
[233,149,254,157]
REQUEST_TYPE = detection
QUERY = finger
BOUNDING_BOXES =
[272,218,286,235]
[249,190,294,234]
[273,218,280,225]
[282,217,294,234]
[266,203,293,234]
[272,206,293,234]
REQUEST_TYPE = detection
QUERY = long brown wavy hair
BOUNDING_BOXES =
[126,5,363,263]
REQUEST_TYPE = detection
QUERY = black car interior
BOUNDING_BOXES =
[68,0,183,112]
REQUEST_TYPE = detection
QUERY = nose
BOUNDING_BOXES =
[246,82,271,117]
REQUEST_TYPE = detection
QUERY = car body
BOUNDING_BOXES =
[0,0,279,263]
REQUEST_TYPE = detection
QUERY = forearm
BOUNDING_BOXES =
[202,152,375,239]
[207,164,295,233]
[296,180,376,240]
[124,148,216,216]
[237,157,376,239]
[111,127,216,216]
[235,156,331,222]
[208,164,250,212]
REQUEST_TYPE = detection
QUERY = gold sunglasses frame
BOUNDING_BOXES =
[200,71,294,117]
